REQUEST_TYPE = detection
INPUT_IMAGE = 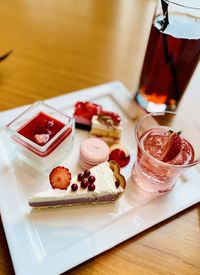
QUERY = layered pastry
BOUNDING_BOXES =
[90,111,122,145]
[29,161,126,208]
[73,101,102,130]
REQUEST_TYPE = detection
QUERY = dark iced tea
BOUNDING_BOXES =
[135,13,200,111]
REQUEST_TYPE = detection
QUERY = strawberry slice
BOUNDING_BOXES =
[49,166,71,190]
[34,133,50,145]
[161,131,182,162]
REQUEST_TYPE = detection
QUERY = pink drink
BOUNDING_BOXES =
[141,128,194,165]
[133,126,195,193]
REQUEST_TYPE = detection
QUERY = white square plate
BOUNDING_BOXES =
[0,82,200,275]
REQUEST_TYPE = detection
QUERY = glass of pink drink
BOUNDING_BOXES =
[132,112,200,193]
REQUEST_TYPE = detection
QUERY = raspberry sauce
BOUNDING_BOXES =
[18,112,65,144]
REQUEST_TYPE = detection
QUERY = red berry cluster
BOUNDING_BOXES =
[74,101,121,126]
[99,110,121,125]
[74,102,102,121]
[71,170,96,192]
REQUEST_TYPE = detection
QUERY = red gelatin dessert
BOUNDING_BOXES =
[6,101,74,171]
[18,112,65,146]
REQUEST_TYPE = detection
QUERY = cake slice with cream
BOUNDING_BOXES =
[29,161,126,208]
[90,111,122,145]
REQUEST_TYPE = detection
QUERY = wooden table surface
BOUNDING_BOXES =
[0,0,200,274]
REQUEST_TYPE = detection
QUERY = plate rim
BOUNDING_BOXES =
[0,81,200,275]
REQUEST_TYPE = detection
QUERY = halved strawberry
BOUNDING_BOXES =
[109,144,130,167]
[161,131,182,162]
[99,110,121,125]
[49,166,71,190]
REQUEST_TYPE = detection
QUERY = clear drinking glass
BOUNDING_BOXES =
[132,111,200,193]
[135,0,200,112]
[6,101,74,172]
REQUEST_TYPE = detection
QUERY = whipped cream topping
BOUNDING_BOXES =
[29,162,124,203]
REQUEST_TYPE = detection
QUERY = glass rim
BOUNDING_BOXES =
[163,0,200,10]
[135,111,200,169]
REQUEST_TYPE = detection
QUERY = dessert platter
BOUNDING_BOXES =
[0,81,200,275]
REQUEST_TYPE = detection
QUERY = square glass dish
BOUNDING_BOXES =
[6,101,74,172]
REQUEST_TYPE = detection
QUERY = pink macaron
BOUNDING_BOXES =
[79,137,109,170]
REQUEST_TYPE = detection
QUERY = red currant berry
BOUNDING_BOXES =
[81,179,88,189]
[115,115,121,124]
[84,170,91,178]
[71,183,78,191]
[88,183,96,191]
[46,120,54,128]
[88,175,95,183]
[78,172,84,181]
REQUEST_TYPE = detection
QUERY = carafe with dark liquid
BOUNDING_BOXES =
[135,0,200,112]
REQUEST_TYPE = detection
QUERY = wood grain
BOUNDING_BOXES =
[0,0,200,274]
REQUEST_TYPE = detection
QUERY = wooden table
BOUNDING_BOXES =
[0,0,200,274]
